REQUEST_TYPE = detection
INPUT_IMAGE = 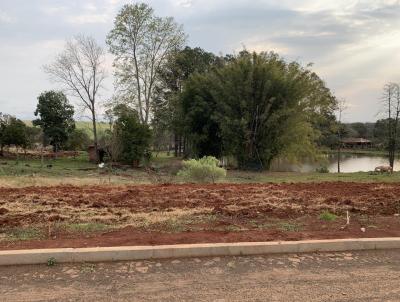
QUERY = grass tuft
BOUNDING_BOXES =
[319,211,338,222]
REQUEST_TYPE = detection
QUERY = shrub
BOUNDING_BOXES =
[319,211,337,221]
[65,128,91,151]
[113,108,152,165]
[316,165,329,173]
[47,257,56,267]
[177,156,226,183]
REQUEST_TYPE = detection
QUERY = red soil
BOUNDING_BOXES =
[1,182,400,249]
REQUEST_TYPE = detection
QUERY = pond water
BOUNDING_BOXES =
[270,153,400,173]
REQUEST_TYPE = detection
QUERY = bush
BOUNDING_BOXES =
[319,211,337,221]
[316,165,329,173]
[177,156,226,183]
[65,128,91,151]
[113,108,152,165]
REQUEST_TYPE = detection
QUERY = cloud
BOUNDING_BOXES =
[1,0,400,121]
[0,10,14,23]
[66,14,110,24]
[176,0,193,8]
[40,5,68,15]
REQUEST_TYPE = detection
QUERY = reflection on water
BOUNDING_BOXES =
[270,153,400,173]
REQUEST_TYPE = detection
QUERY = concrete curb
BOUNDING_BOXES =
[1,238,400,266]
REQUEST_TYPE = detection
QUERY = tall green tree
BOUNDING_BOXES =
[154,46,216,156]
[107,2,186,124]
[0,114,29,153]
[112,104,152,165]
[33,91,75,152]
[181,51,337,170]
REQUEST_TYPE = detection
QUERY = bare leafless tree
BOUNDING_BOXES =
[381,83,400,168]
[44,35,106,162]
[336,99,347,173]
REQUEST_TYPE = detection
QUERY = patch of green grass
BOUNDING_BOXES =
[319,211,338,222]
[0,152,96,177]
[4,149,400,186]
[226,170,400,184]
[3,227,44,241]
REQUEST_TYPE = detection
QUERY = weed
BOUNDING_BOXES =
[47,257,56,267]
[319,211,338,222]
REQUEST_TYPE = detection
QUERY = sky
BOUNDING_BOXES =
[1,0,400,122]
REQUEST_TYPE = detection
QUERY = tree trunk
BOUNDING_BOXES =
[174,133,178,157]
[92,109,99,163]
[389,139,395,168]
[178,136,183,157]
[183,136,187,158]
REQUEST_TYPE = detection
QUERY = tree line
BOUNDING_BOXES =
[2,2,399,169]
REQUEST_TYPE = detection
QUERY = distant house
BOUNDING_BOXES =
[341,138,373,149]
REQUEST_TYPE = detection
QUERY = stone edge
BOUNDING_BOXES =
[1,238,399,266]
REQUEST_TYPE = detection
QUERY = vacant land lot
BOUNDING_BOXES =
[1,182,400,250]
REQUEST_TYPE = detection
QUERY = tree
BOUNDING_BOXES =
[381,83,400,168]
[25,126,42,150]
[181,51,337,170]
[374,118,390,147]
[336,99,347,173]
[112,104,152,165]
[0,113,11,155]
[44,35,106,162]
[107,2,186,124]
[349,122,368,138]
[33,91,75,152]
[0,114,29,152]
[65,129,91,151]
[154,46,216,157]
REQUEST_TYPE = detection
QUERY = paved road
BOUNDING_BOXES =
[1,250,400,301]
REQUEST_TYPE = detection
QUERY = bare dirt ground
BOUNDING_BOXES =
[1,182,400,249]
[1,250,400,301]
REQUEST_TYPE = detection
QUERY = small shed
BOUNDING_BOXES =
[341,138,372,149]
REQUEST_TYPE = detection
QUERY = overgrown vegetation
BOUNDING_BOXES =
[177,156,226,183]
[180,51,337,170]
